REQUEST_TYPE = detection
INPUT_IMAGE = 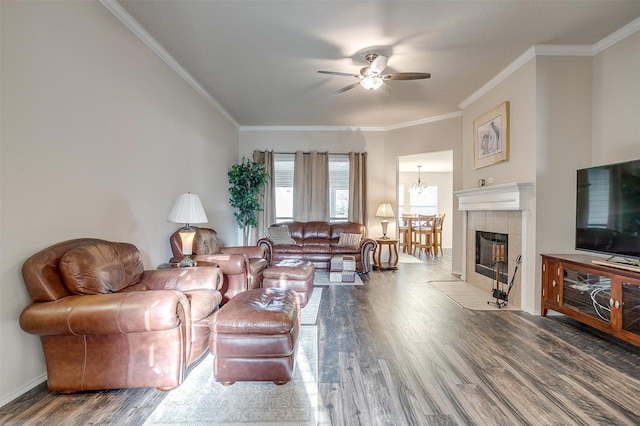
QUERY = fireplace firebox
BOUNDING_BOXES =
[475,231,508,284]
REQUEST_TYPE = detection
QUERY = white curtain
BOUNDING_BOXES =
[253,150,275,240]
[293,151,329,221]
[349,152,367,224]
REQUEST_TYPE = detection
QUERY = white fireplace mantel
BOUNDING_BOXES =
[454,182,534,211]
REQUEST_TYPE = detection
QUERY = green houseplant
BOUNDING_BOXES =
[228,158,270,245]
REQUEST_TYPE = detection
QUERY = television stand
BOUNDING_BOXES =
[541,254,640,347]
[592,257,640,273]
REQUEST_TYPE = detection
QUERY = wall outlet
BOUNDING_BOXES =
[487,177,494,184]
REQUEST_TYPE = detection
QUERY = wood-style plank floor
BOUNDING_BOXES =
[2,251,640,425]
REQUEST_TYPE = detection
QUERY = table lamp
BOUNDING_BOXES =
[375,202,395,240]
[168,192,208,267]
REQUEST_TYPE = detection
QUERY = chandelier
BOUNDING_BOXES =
[409,165,428,194]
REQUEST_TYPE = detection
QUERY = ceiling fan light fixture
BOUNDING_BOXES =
[360,77,383,90]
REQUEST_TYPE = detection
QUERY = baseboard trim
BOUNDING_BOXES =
[0,373,47,408]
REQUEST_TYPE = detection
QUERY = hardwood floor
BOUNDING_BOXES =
[2,251,640,425]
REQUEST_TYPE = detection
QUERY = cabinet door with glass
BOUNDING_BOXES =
[561,266,615,332]
[619,276,640,345]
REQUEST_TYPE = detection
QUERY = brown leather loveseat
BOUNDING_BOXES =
[257,221,377,273]
[19,238,223,393]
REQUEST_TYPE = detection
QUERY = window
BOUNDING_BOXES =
[274,153,294,222]
[273,153,350,222]
[329,155,349,221]
[409,186,438,215]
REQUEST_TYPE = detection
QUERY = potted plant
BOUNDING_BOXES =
[228,158,270,245]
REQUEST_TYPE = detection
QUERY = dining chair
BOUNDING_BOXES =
[433,214,445,255]
[413,215,436,256]
[398,214,416,253]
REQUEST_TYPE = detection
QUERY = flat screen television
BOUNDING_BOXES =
[576,159,640,260]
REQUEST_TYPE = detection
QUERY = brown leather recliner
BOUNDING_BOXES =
[19,238,223,393]
[170,227,268,304]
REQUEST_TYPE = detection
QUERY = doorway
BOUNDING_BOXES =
[397,150,453,254]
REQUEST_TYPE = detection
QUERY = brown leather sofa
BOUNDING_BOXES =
[170,227,269,304]
[257,221,377,273]
[19,238,223,393]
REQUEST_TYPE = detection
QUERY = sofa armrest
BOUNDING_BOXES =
[20,290,189,336]
[360,238,378,274]
[193,253,248,276]
[257,238,274,265]
[143,267,223,292]
[220,245,266,259]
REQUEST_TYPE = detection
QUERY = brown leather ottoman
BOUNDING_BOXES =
[262,259,315,307]
[209,287,300,385]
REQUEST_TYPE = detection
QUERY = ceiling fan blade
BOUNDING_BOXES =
[317,70,360,78]
[369,55,388,75]
[334,82,360,94]
[382,72,431,80]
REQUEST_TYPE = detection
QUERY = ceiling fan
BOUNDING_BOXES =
[317,53,431,94]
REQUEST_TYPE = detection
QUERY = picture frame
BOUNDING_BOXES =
[473,101,509,169]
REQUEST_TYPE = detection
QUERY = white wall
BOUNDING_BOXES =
[534,55,593,313]
[592,31,640,164]
[0,1,238,405]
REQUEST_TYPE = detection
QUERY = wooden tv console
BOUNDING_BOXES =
[541,254,640,347]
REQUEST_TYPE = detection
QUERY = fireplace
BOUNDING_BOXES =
[475,231,508,284]
[454,182,534,312]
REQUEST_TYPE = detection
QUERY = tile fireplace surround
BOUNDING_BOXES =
[454,183,534,311]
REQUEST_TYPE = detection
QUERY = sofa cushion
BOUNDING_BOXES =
[301,222,332,240]
[265,225,296,245]
[59,242,143,295]
[273,244,304,254]
[303,244,332,254]
[337,233,362,247]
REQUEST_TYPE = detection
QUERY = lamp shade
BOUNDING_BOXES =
[375,202,395,218]
[168,193,208,224]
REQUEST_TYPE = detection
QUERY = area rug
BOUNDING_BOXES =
[144,325,318,425]
[300,287,322,325]
[430,280,519,311]
[313,271,363,286]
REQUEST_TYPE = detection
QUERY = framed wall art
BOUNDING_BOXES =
[473,101,509,169]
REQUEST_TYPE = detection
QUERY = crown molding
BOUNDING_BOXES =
[99,0,240,130]
[458,46,537,110]
[383,111,463,131]
[533,44,595,56]
[594,16,640,54]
